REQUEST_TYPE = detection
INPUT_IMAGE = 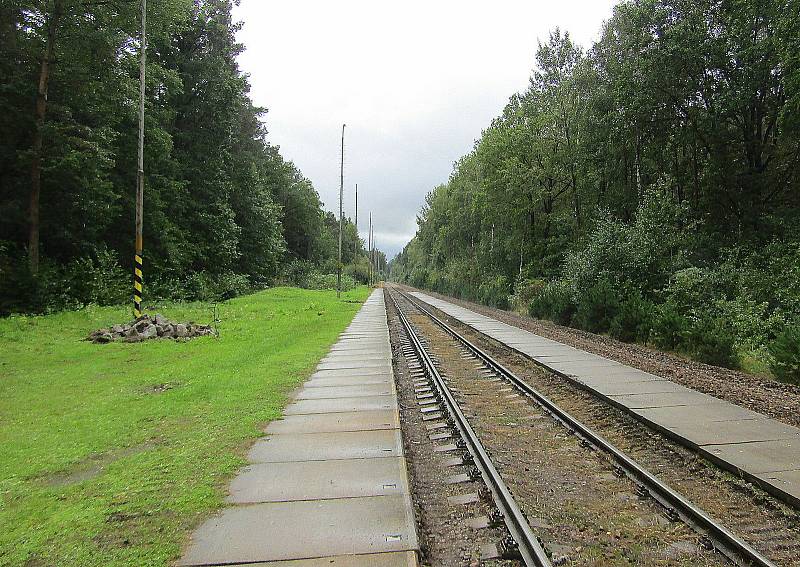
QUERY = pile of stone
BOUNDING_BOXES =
[87,313,214,343]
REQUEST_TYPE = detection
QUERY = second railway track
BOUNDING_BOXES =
[387,287,794,567]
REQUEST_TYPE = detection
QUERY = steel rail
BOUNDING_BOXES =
[389,291,553,567]
[401,290,776,567]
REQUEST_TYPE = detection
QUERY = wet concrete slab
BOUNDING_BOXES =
[297,384,394,399]
[284,396,396,415]
[228,457,409,503]
[177,495,417,565]
[265,410,400,434]
[248,430,403,462]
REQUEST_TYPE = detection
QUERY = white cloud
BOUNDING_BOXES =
[233,0,618,257]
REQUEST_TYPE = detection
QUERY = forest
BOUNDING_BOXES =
[0,0,385,315]
[390,0,800,382]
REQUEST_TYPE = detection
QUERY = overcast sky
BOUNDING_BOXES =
[232,0,619,258]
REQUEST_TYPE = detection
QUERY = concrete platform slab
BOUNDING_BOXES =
[317,360,393,371]
[228,457,409,503]
[587,380,690,396]
[284,396,396,415]
[265,410,399,434]
[755,470,800,506]
[243,551,419,566]
[322,354,390,363]
[705,439,800,474]
[609,391,726,409]
[304,375,393,388]
[297,384,394,399]
[312,367,392,378]
[177,495,417,565]
[636,404,764,427]
[248,430,403,462]
[665,418,800,446]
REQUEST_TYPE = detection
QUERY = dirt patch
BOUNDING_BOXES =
[399,285,800,429]
[42,439,160,488]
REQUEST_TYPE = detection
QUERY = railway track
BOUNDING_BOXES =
[388,288,779,567]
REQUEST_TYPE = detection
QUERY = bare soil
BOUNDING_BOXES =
[398,285,800,429]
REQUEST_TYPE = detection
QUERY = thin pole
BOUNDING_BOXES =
[133,0,146,317]
[354,183,358,261]
[337,124,345,298]
[368,213,372,286]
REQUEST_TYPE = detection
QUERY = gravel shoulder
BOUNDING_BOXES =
[397,285,800,429]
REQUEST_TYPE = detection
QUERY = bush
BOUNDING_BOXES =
[610,293,654,343]
[684,317,739,368]
[769,323,800,384]
[185,271,251,302]
[478,275,510,308]
[306,272,356,292]
[651,302,689,351]
[529,280,576,326]
[510,277,546,312]
[573,278,620,333]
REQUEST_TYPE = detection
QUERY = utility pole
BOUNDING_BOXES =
[133,0,146,318]
[368,212,372,286]
[337,123,345,298]
[354,183,358,261]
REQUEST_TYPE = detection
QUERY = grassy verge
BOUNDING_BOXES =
[0,286,370,566]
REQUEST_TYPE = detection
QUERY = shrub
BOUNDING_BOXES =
[185,271,251,302]
[510,277,546,312]
[573,278,620,333]
[529,280,576,326]
[610,293,654,343]
[478,275,510,308]
[306,272,356,292]
[769,323,800,384]
[684,317,739,368]
[651,302,689,351]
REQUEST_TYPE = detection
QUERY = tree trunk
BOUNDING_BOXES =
[29,0,64,274]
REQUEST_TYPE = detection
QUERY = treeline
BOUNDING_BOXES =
[0,0,378,315]
[390,0,800,381]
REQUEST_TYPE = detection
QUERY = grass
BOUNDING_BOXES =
[0,286,370,566]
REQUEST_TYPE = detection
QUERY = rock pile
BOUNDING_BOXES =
[87,313,214,343]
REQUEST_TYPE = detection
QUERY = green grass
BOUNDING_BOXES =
[0,286,370,566]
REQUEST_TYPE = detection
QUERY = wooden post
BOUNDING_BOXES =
[133,0,146,317]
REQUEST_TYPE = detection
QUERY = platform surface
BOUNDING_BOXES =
[410,291,800,507]
[179,289,419,566]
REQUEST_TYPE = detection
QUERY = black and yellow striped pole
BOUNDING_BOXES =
[134,0,146,318]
